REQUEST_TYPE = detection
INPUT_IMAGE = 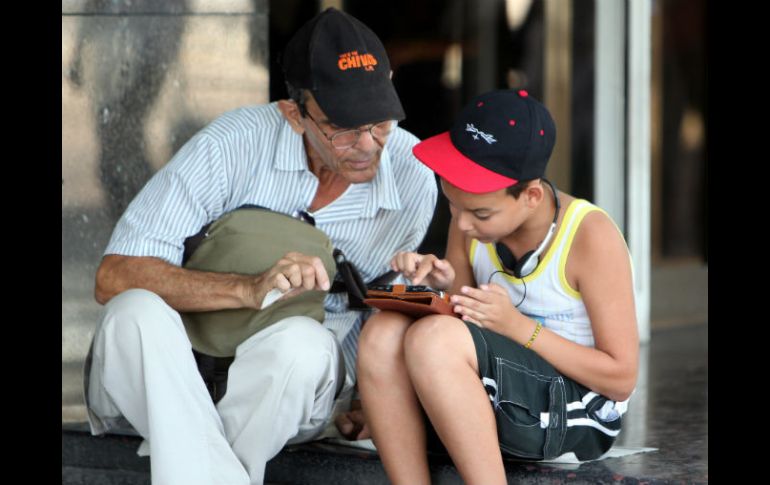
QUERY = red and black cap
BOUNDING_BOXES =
[281,8,406,128]
[413,89,556,194]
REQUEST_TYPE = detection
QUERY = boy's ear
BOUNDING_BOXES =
[277,100,305,135]
[524,180,545,208]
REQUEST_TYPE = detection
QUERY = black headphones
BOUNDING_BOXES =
[495,178,561,279]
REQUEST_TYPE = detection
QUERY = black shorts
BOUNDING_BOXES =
[426,322,625,461]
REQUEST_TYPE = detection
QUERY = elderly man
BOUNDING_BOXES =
[85,8,436,485]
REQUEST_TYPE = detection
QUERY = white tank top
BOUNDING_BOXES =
[470,199,614,348]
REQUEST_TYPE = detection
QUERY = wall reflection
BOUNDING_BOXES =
[62,0,268,421]
[67,0,187,220]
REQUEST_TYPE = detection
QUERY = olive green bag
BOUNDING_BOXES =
[180,207,337,357]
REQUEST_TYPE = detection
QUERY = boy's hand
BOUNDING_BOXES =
[450,284,517,333]
[390,252,455,290]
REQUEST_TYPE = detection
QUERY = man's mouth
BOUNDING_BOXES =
[347,158,374,170]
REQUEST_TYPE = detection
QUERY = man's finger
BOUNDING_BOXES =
[334,414,354,436]
[347,409,366,423]
[285,264,303,288]
[300,264,317,290]
[309,256,330,290]
[355,423,371,441]
[280,253,329,291]
[274,273,292,292]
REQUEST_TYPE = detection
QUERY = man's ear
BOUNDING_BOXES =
[277,100,305,135]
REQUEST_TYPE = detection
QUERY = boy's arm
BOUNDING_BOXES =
[445,215,476,295]
[521,211,639,401]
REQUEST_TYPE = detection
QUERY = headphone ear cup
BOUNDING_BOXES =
[495,242,517,273]
[513,250,535,278]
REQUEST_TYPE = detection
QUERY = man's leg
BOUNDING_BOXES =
[88,289,250,485]
[404,316,507,485]
[216,316,342,485]
[357,311,431,485]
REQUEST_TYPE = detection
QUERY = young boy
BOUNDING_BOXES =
[357,89,639,485]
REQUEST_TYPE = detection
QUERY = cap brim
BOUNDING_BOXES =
[412,132,518,194]
[313,79,405,128]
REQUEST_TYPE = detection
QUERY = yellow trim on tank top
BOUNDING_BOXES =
[469,238,478,267]
[558,203,604,299]
[477,199,586,285]
[558,204,631,298]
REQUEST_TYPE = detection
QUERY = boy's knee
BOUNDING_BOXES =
[359,312,412,362]
[404,316,469,367]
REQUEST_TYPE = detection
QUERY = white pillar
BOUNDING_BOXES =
[594,0,651,343]
[594,0,626,229]
[627,0,652,343]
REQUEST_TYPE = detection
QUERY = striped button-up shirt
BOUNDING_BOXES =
[104,102,437,381]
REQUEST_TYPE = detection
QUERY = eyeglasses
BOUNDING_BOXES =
[303,108,395,150]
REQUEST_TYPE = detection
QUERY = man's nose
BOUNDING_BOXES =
[353,128,378,151]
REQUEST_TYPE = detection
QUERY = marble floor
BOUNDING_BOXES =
[595,322,708,483]
[62,322,708,484]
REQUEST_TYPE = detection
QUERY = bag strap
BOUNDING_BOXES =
[182,205,396,311]
[329,248,398,310]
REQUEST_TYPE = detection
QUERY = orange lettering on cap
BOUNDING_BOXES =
[337,51,379,72]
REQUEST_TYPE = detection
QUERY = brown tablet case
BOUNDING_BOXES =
[363,284,456,318]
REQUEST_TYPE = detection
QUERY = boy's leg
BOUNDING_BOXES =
[88,289,249,485]
[357,311,431,485]
[404,316,507,485]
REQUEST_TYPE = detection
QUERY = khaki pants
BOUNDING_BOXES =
[87,289,344,485]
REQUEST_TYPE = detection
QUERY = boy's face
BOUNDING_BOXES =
[440,178,528,243]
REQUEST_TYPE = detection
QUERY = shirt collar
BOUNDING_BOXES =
[362,146,402,217]
[272,107,403,216]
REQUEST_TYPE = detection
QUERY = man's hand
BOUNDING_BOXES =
[390,252,455,290]
[246,252,331,309]
[334,399,370,441]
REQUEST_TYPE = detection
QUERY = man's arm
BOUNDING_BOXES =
[95,252,331,312]
[95,255,257,311]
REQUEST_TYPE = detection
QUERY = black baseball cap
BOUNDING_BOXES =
[413,89,556,194]
[281,8,405,128]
